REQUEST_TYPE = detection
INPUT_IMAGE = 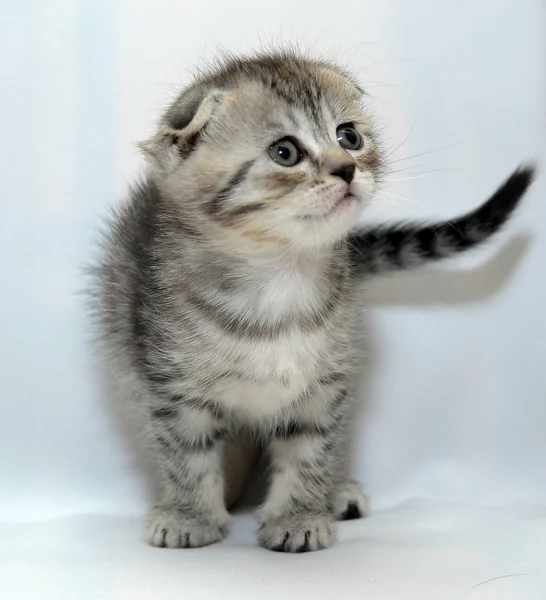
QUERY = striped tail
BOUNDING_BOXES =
[349,165,536,277]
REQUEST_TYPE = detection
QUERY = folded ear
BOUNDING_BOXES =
[139,85,227,169]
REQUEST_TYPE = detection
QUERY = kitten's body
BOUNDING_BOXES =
[92,51,534,552]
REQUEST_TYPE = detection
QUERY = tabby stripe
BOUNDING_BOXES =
[172,394,225,420]
[274,420,334,439]
[299,469,328,487]
[156,427,227,453]
[166,468,194,495]
[186,284,343,339]
[222,201,267,222]
[331,388,348,410]
[207,160,254,216]
[318,372,346,385]
[151,407,178,419]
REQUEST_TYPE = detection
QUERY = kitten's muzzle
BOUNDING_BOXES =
[298,183,358,220]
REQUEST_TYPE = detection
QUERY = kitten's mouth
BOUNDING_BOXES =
[300,193,356,220]
[330,192,355,215]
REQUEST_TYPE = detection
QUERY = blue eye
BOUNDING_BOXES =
[268,137,303,167]
[336,124,363,151]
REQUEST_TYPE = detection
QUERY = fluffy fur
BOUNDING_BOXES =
[90,50,534,552]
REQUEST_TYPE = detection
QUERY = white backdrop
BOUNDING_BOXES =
[1,1,545,598]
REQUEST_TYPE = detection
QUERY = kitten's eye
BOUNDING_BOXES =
[336,124,363,151]
[268,138,303,167]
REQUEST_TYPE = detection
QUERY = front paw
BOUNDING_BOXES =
[144,506,229,549]
[258,513,335,553]
[333,480,370,521]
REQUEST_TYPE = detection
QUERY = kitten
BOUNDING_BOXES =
[91,50,534,552]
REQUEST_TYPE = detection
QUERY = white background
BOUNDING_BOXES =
[1,1,545,598]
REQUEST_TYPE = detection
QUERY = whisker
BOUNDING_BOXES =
[376,193,466,238]
[378,191,439,210]
[386,162,430,175]
[383,121,416,159]
[377,193,430,209]
[388,142,462,164]
[388,168,459,181]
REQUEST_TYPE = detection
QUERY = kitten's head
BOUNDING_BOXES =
[141,51,384,252]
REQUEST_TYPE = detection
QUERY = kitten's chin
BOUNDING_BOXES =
[290,197,363,250]
[326,192,358,217]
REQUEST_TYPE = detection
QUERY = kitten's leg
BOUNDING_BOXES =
[143,402,230,549]
[258,389,350,553]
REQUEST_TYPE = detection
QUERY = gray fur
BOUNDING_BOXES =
[89,50,535,552]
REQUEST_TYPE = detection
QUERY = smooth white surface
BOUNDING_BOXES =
[1,0,545,598]
[3,506,546,600]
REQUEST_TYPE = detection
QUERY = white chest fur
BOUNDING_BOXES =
[202,260,347,421]
[213,329,333,420]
